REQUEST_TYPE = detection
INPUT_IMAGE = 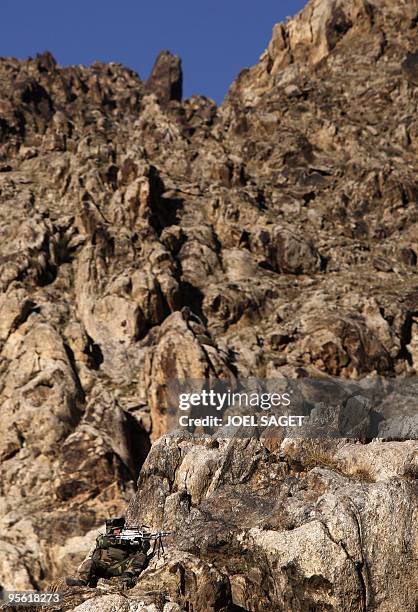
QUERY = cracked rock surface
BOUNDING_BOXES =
[0,0,417,610]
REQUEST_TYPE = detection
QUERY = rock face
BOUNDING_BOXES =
[146,51,183,105]
[125,436,417,611]
[0,0,417,610]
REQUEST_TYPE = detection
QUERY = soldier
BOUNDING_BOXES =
[66,517,149,589]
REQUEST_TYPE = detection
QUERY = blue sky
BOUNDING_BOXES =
[0,1,307,103]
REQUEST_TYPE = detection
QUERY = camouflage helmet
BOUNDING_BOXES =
[105,516,125,534]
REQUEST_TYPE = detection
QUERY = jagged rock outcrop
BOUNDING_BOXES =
[0,0,417,609]
[124,435,417,611]
[146,51,183,105]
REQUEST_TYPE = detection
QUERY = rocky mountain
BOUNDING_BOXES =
[0,0,417,610]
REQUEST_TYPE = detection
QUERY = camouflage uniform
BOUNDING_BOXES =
[77,534,148,587]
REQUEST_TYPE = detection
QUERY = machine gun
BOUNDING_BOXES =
[108,525,172,558]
